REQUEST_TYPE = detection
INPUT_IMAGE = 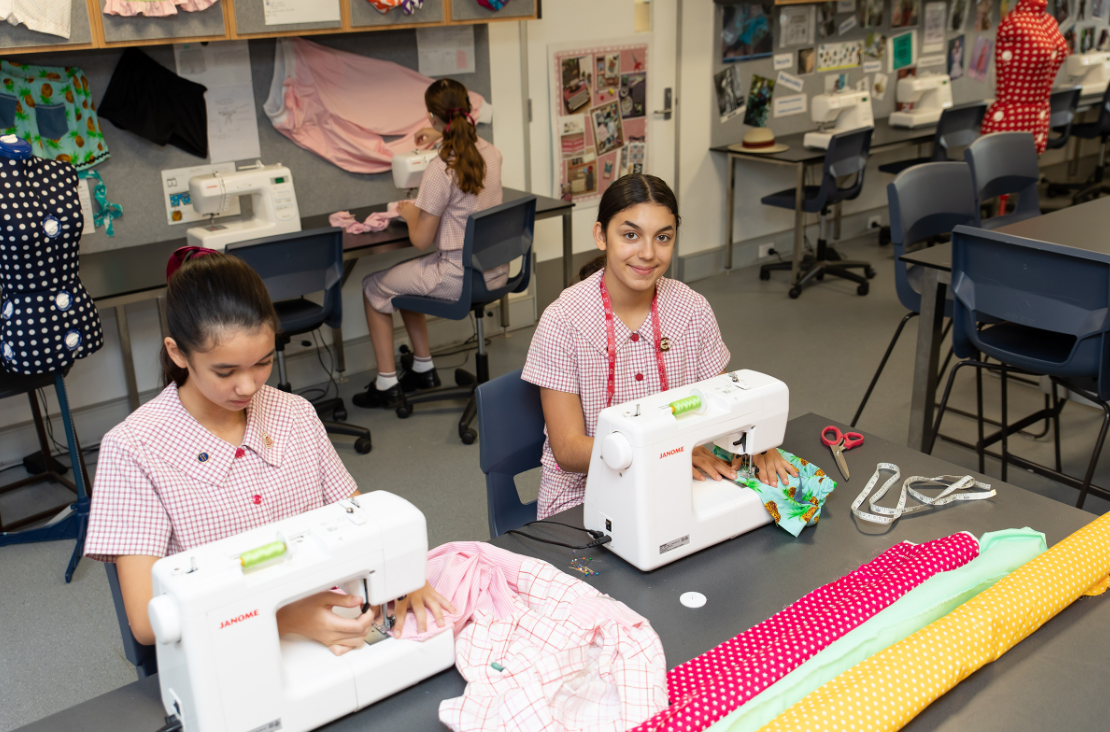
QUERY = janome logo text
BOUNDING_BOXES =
[220,610,259,629]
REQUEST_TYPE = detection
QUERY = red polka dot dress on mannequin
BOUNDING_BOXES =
[981,0,1068,153]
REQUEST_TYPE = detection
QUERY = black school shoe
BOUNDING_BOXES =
[400,367,441,393]
[352,381,403,409]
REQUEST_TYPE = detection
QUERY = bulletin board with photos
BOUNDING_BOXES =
[550,39,650,204]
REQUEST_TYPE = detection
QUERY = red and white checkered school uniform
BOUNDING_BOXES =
[522,270,731,519]
[363,138,508,314]
[85,384,357,561]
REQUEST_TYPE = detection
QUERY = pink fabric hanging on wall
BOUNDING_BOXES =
[264,38,486,174]
[628,532,982,732]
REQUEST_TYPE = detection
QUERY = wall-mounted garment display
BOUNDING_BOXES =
[0,61,109,171]
[1,0,71,38]
[366,0,423,13]
[980,0,1067,152]
[98,48,209,159]
[475,0,511,9]
[102,0,220,17]
[265,38,486,175]
[0,136,104,375]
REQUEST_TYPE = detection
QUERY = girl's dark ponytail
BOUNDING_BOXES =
[425,79,486,196]
[581,174,681,281]
[161,253,280,388]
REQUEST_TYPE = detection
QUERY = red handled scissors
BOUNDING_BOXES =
[821,425,864,481]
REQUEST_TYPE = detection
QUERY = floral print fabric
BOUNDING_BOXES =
[712,447,835,537]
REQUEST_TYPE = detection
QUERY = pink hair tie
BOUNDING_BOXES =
[444,106,476,133]
[167,245,219,282]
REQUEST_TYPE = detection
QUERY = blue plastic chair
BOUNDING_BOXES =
[931,225,1110,508]
[964,132,1042,230]
[228,228,372,454]
[392,196,537,444]
[878,101,988,177]
[852,162,978,426]
[105,562,158,678]
[1059,83,1110,203]
[475,369,542,537]
[759,128,876,298]
[1046,86,1083,151]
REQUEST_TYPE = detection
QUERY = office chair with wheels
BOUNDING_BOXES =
[964,132,1042,230]
[475,369,542,537]
[852,163,979,427]
[876,102,987,245]
[105,562,158,678]
[931,226,1110,509]
[229,228,372,455]
[393,196,537,444]
[759,128,875,298]
[0,370,93,582]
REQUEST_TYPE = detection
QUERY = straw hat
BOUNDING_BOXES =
[729,128,789,154]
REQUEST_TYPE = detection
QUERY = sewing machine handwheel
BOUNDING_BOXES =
[857,282,870,296]
[355,437,372,454]
[865,267,876,279]
[788,286,801,299]
[396,404,412,418]
[460,428,477,445]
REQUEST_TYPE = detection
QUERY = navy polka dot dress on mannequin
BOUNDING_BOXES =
[0,134,103,376]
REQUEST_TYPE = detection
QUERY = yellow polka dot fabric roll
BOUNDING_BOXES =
[759,512,1110,732]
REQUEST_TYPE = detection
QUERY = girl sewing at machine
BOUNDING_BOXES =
[85,250,453,654]
[522,174,798,519]
[354,78,505,409]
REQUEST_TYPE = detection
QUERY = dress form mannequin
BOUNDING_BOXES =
[981,0,1068,153]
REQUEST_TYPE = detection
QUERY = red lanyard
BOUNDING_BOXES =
[600,273,668,407]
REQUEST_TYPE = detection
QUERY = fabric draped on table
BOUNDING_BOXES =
[707,528,1047,732]
[759,513,1110,732]
[328,201,408,234]
[628,532,982,732]
[390,541,669,732]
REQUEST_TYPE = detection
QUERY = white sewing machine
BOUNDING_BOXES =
[1066,52,1110,97]
[146,492,455,732]
[186,162,301,250]
[803,90,876,149]
[583,371,790,572]
[392,148,440,189]
[889,74,953,128]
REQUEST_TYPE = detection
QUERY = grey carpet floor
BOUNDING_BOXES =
[1,235,1107,731]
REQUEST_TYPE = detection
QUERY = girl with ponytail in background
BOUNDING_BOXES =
[355,79,506,408]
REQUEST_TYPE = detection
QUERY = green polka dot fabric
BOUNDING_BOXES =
[712,447,837,537]
[0,60,109,171]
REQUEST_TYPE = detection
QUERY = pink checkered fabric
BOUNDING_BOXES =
[85,384,356,561]
[522,270,731,518]
[411,542,667,732]
[362,138,508,314]
[628,532,981,732]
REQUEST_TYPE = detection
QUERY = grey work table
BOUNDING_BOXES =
[900,195,1110,452]
[710,121,938,282]
[81,189,573,412]
[19,412,1108,732]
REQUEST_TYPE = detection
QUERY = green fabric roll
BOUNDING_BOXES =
[707,528,1047,732]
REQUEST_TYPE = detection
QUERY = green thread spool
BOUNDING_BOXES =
[239,540,286,569]
[669,395,702,416]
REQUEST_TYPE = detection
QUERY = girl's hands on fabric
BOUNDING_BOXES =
[692,445,737,482]
[397,200,419,223]
[415,127,442,146]
[392,581,456,637]
[275,590,377,657]
[748,449,799,487]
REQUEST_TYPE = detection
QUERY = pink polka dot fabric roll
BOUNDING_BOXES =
[629,532,981,732]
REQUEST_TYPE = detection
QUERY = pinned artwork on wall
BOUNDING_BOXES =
[949,0,970,31]
[948,35,966,80]
[891,0,920,28]
[1065,28,1077,53]
[1052,0,1072,28]
[973,0,993,30]
[824,72,851,93]
[817,40,862,71]
[863,31,887,60]
[923,2,947,48]
[1101,27,1110,50]
[872,71,889,99]
[744,75,775,128]
[967,36,992,82]
[1082,25,1096,52]
[1093,0,1110,21]
[714,65,747,123]
[799,47,817,74]
[780,5,816,47]
[890,30,916,71]
[1078,0,1089,19]
[817,2,838,38]
[860,0,884,28]
[550,39,649,204]
[722,2,774,62]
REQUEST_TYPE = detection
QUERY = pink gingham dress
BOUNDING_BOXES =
[522,270,731,519]
[85,384,357,561]
[363,138,509,314]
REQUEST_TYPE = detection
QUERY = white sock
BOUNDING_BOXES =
[376,372,398,390]
[412,356,435,373]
